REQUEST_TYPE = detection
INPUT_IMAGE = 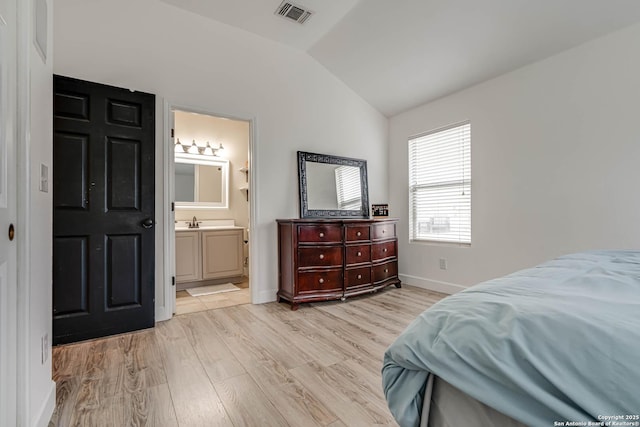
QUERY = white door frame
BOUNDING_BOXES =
[160,101,258,320]
[15,0,31,423]
[0,0,21,424]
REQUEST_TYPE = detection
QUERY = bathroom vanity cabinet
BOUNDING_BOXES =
[276,218,401,310]
[176,231,201,282]
[175,228,244,289]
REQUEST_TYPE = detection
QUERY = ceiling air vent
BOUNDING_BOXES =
[275,1,313,24]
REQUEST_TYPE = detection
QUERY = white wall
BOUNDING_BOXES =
[389,22,640,292]
[53,0,388,309]
[20,0,56,425]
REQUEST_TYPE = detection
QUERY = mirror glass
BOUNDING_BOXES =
[175,153,229,209]
[298,151,369,218]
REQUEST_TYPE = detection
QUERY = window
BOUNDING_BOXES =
[409,122,471,244]
[335,165,362,210]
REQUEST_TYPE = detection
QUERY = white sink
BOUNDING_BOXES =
[175,219,241,231]
[176,225,242,231]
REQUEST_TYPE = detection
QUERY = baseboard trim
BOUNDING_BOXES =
[399,274,467,295]
[254,288,277,304]
[155,305,171,323]
[33,380,55,427]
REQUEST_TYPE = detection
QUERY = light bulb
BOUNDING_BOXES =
[203,141,215,156]
[188,140,199,154]
[174,138,185,152]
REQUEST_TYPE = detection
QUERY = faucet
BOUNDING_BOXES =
[188,216,200,229]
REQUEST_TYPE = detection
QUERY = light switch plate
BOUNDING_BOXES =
[40,163,48,193]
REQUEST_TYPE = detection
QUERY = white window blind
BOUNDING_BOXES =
[409,122,471,244]
[335,165,362,210]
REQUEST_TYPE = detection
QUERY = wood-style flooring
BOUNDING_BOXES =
[176,278,251,315]
[49,285,446,427]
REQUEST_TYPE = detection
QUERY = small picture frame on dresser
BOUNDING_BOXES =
[372,204,389,217]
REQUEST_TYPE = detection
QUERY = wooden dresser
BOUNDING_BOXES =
[277,218,401,310]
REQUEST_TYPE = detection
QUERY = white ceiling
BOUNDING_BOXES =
[160,0,640,117]
[159,0,360,50]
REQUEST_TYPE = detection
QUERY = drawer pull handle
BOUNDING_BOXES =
[319,232,325,238]
[383,248,388,253]
[357,251,362,257]
[319,254,325,260]
[384,269,389,273]
[357,274,362,279]
[319,278,324,284]
[356,231,362,237]
[382,229,386,233]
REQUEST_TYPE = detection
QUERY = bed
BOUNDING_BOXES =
[382,251,640,427]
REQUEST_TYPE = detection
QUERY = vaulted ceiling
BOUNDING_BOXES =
[160,0,640,117]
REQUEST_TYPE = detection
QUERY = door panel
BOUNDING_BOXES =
[53,75,155,345]
[52,236,89,316]
[54,91,90,120]
[107,98,142,127]
[106,234,141,308]
[106,137,141,210]
[53,132,89,209]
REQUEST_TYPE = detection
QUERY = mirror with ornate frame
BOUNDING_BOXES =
[298,151,369,218]
[175,153,229,209]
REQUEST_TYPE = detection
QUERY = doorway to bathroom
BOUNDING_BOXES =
[169,107,252,315]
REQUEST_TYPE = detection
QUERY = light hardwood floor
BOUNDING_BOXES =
[176,278,251,315]
[49,285,446,427]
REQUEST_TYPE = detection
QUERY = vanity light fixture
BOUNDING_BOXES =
[173,138,225,156]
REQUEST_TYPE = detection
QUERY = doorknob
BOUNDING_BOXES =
[8,224,15,241]
[141,218,154,229]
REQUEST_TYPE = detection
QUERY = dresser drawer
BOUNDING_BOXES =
[298,225,342,243]
[298,246,342,268]
[371,222,396,240]
[372,222,396,240]
[372,240,396,261]
[345,225,370,242]
[345,266,371,289]
[345,244,371,265]
[372,261,398,283]
[298,269,343,293]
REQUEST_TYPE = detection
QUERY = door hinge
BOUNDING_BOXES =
[172,276,176,286]
[171,128,174,138]
[171,201,175,211]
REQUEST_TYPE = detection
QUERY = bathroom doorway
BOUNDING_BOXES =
[169,107,252,315]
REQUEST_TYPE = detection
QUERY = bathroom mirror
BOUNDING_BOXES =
[175,153,229,209]
[298,151,369,218]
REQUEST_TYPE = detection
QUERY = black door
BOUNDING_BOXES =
[53,75,155,345]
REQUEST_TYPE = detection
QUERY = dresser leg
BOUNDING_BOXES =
[395,282,402,288]
[291,303,299,311]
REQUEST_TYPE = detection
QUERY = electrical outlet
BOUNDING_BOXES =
[41,334,49,364]
[439,258,447,270]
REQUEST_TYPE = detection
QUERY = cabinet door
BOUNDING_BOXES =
[202,229,243,279]
[176,231,200,282]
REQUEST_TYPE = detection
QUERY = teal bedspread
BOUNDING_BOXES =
[382,251,640,427]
